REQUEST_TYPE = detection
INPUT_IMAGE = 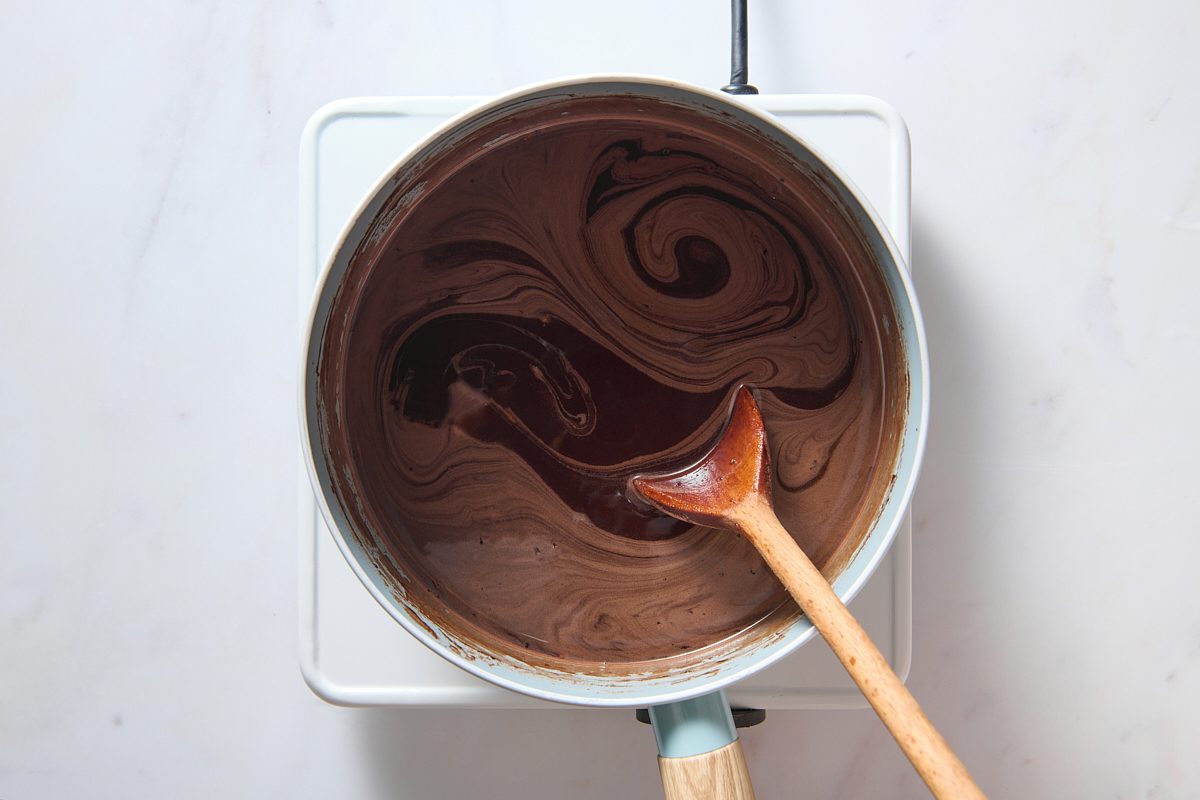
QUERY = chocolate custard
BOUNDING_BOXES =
[316,93,905,673]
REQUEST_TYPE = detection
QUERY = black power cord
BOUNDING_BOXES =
[722,0,759,95]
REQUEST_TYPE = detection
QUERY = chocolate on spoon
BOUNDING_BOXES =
[631,387,986,800]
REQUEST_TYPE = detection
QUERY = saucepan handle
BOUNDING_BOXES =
[649,691,756,799]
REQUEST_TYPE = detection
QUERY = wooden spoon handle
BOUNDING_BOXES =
[738,502,986,799]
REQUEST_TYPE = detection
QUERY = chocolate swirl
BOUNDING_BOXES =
[317,95,904,671]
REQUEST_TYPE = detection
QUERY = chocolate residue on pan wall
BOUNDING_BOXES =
[316,93,906,675]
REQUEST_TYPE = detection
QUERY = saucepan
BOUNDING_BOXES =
[300,75,928,796]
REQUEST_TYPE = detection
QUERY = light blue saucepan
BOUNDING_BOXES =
[300,75,928,795]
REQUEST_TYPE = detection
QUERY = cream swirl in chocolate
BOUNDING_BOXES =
[317,94,905,671]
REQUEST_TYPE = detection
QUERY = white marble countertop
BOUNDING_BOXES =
[2,1,1197,797]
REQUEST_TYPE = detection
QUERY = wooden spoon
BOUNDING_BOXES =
[631,387,986,799]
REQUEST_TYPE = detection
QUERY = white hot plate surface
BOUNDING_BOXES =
[298,93,913,709]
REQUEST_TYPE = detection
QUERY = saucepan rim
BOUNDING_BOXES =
[298,73,929,707]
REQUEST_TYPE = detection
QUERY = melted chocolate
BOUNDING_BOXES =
[316,94,905,672]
